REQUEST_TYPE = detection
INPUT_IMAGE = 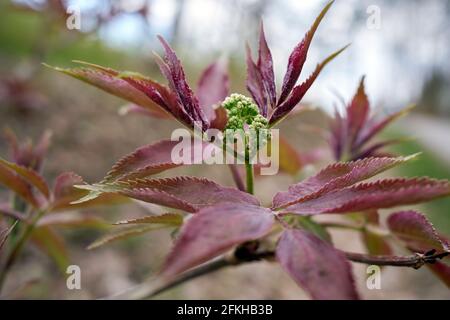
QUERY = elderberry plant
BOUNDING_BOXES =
[0,130,126,293]
[1,1,449,299]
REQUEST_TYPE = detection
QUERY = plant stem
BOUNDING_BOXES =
[320,222,363,232]
[8,195,27,244]
[0,221,18,252]
[0,209,46,294]
[343,251,449,269]
[245,161,254,194]
[243,133,255,194]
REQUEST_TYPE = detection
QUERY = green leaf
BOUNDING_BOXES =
[50,172,128,211]
[362,229,392,256]
[296,216,332,243]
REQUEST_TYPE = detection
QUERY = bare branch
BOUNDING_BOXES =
[344,250,449,269]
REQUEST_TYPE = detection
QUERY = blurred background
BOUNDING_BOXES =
[0,0,449,299]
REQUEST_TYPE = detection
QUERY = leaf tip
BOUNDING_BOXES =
[405,152,422,162]
[86,243,98,250]
[70,191,101,205]
[42,62,61,71]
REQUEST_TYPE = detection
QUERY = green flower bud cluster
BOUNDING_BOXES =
[222,94,268,132]
[222,94,270,153]
[249,114,268,131]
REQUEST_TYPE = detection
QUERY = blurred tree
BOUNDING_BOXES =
[419,71,450,116]
[171,0,186,45]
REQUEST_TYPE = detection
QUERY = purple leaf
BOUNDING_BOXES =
[0,162,39,208]
[120,72,195,128]
[328,80,411,161]
[156,36,208,129]
[387,211,449,252]
[210,106,228,130]
[347,77,370,144]
[197,59,230,122]
[277,1,334,106]
[45,62,169,119]
[246,43,267,114]
[0,157,50,199]
[273,155,416,209]
[119,103,169,119]
[276,228,359,300]
[52,172,84,204]
[278,178,450,216]
[257,21,276,113]
[270,44,349,125]
[387,211,450,287]
[329,108,347,160]
[355,105,414,150]
[428,261,450,288]
[102,139,207,183]
[4,129,51,172]
[163,203,274,277]
[352,139,404,160]
[115,176,260,213]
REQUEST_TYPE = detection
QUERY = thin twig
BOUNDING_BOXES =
[344,251,449,269]
[0,209,46,293]
[0,221,19,252]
